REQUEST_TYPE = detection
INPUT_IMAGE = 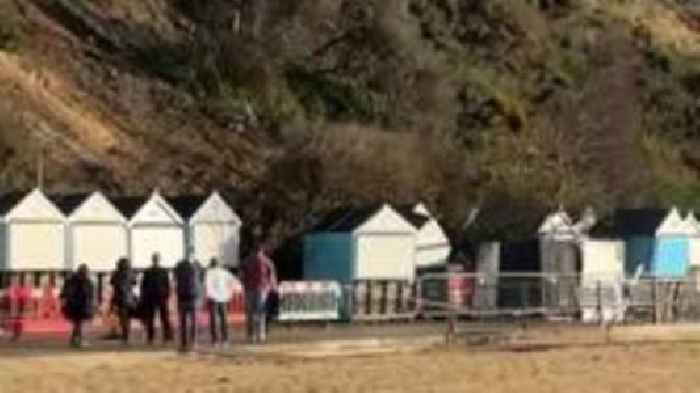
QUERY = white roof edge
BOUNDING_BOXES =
[129,190,184,225]
[69,191,128,222]
[7,188,65,220]
[353,203,417,234]
[4,189,33,219]
[656,206,691,236]
[413,202,431,217]
[191,191,242,225]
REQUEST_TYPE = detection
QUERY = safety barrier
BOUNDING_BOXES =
[12,270,700,335]
[0,270,246,335]
[414,272,700,324]
[348,280,416,321]
[277,281,341,321]
[418,274,474,317]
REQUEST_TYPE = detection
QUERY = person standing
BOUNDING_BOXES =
[7,275,30,341]
[241,244,277,343]
[61,264,95,348]
[205,258,239,348]
[141,253,173,344]
[110,258,137,345]
[173,255,201,352]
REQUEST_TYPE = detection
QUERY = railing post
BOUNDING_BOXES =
[414,278,422,318]
[540,274,546,311]
[597,279,603,327]
[652,277,658,324]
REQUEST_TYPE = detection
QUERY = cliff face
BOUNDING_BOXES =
[1,0,700,246]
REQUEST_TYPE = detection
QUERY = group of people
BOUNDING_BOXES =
[60,245,277,351]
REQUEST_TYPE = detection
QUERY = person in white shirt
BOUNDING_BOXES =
[205,258,239,347]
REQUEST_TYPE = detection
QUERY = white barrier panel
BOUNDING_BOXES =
[277,281,341,321]
[579,282,626,323]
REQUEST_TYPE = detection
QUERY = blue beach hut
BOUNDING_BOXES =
[614,207,691,278]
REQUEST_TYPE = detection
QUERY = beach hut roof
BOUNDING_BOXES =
[49,193,91,216]
[611,208,691,236]
[313,203,429,233]
[312,204,385,232]
[686,211,700,235]
[0,191,29,215]
[394,204,431,229]
[108,195,148,219]
[166,195,209,220]
[613,209,668,236]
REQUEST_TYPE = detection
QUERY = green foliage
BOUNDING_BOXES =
[285,66,380,123]
[656,183,700,211]
[7,0,700,243]
[0,3,24,52]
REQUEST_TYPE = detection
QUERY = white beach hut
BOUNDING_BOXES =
[580,239,626,322]
[0,189,67,270]
[112,191,185,269]
[168,192,242,267]
[53,192,129,271]
[685,211,700,267]
[395,203,451,269]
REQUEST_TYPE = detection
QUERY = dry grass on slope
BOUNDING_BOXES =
[590,0,700,57]
[0,52,145,185]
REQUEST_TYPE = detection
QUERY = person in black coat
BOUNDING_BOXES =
[61,264,95,348]
[110,258,137,344]
[173,253,202,352]
[141,252,173,344]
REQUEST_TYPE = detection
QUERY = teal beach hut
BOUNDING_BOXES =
[303,204,418,283]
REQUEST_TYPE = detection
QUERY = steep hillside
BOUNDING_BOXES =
[2,0,700,249]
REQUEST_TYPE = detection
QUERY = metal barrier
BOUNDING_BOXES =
[347,280,416,321]
[7,270,700,335]
[415,272,700,325]
[277,281,342,321]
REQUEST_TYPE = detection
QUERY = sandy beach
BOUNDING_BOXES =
[2,340,700,393]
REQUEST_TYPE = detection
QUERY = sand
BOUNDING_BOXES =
[2,341,700,393]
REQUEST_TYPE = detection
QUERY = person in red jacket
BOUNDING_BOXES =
[241,244,277,343]
[7,275,30,341]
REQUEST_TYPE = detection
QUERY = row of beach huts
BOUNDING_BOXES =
[4,187,700,325]
[1,186,700,286]
[0,189,453,278]
[0,189,241,271]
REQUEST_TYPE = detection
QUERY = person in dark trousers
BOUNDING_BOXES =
[141,252,173,344]
[110,258,137,345]
[61,264,95,348]
[241,244,277,344]
[173,254,201,352]
[205,258,239,348]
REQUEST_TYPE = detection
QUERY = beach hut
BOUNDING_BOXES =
[53,192,128,271]
[538,207,579,276]
[0,189,67,270]
[615,207,691,278]
[112,191,185,269]
[685,211,700,267]
[395,203,451,269]
[167,192,242,268]
[580,238,626,322]
[581,239,625,283]
[538,208,579,311]
[304,203,417,283]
